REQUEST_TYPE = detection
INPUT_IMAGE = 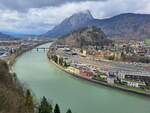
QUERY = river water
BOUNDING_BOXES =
[13,43,150,113]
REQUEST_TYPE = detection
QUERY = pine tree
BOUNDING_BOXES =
[54,104,60,113]
[39,96,53,113]
[66,109,72,113]
[64,61,68,67]
[25,89,34,113]
[59,57,63,66]
[25,89,33,106]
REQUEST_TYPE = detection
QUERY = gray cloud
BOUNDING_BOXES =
[0,0,150,34]
[0,0,106,11]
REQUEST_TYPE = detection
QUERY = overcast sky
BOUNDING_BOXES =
[0,0,150,34]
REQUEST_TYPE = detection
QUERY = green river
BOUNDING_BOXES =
[13,43,150,113]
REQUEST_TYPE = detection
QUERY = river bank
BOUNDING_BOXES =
[48,57,150,97]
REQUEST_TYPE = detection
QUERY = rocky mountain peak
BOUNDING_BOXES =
[44,10,94,38]
[68,10,93,26]
[70,10,93,19]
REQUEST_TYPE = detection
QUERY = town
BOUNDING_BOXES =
[48,39,150,95]
[0,38,50,64]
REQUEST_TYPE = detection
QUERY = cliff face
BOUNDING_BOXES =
[56,27,112,48]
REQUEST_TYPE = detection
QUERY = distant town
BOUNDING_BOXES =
[48,38,150,96]
[0,38,51,64]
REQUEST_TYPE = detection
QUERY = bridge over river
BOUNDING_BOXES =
[34,47,49,51]
[13,43,150,113]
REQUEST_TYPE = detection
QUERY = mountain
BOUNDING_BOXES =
[90,13,150,39]
[43,11,150,40]
[0,32,16,40]
[43,10,93,38]
[55,27,112,48]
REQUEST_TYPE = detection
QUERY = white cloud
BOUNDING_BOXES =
[0,0,150,34]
